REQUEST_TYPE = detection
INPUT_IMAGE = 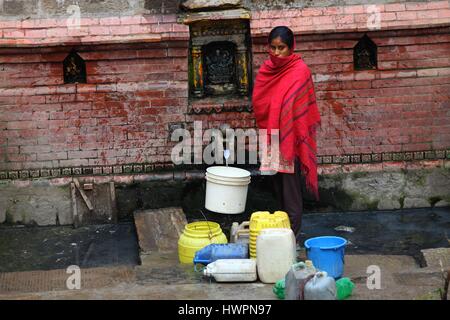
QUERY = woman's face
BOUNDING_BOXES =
[269,37,291,57]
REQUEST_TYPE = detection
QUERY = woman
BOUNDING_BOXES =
[252,26,321,239]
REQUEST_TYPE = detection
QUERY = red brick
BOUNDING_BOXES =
[3,29,25,38]
[109,26,131,35]
[313,16,335,25]
[405,3,429,11]
[99,17,122,26]
[25,29,47,38]
[120,16,144,25]
[396,11,418,20]
[380,12,397,21]
[89,26,111,36]
[438,10,450,18]
[130,25,152,34]
[302,8,324,17]
[427,1,450,9]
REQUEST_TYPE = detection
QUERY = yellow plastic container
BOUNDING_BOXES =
[249,211,291,258]
[178,221,228,264]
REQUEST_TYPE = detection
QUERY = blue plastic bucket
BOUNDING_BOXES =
[304,236,347,279]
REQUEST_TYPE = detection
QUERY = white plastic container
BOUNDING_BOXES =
[205,166,251,214]
[304,271,337,300]
[256,228,296,284]
[285,260,316,300]
[230,221,250,244]
[203,259,257,282]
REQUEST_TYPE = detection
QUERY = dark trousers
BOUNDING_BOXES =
[272,159,303,240]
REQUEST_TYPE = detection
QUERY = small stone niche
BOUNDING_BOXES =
[354,34,378,71]
[63,51,87,84]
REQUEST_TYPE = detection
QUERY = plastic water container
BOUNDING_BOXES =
[285,260,316,300]
[230,221,250,244]
[205,166,251,214]
[273,279,285,299]
[336,277,355,300]
[203,259,257,282]
[249,211,291,258]
[304,271,337,300]
[178,221,228,264]
[304,236,347,279]
[256,228,296,284]
[193,243,248,266]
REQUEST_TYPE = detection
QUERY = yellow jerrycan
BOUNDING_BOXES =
[249,211,291,258]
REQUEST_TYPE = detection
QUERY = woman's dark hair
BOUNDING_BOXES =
[268,26,294,49]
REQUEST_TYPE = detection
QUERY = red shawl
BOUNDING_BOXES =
[253,52,321,200]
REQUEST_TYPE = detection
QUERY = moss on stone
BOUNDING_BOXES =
[367,199,380,211]
[399,196,405,208]
[351,171,369,180]
[318,186,355,211]
[428,196,442,207]
[5,209,13,224]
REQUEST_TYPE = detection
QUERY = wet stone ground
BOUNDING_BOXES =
[299,207,450,266]
[0,223,140,273]
[0,207,449,273]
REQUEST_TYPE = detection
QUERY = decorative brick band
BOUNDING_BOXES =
[188,98,252,114]
[189,103,253,114]
[0,149,448,181]
[317,150,449,164]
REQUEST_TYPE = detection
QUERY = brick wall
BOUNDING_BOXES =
[252,27,450,158]
[0,2,450,177]
[0,42,189,173]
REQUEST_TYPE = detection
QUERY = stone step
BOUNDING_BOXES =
[420,248,450,269]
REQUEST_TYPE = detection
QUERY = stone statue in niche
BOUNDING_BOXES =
[66,56,79,77]
[356,47,375,70]
[354,34,377,70]
[63,51,87,84]
[205,48,234,84]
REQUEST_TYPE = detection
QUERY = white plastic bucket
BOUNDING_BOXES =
[205,166,251,214]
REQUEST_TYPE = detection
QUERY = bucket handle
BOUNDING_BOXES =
[200,209,214,243]
[240,221,250,229]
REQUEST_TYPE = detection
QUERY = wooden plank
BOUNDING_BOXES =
[109,182,118,224]
[73,178,94,211]
[70,182,80,228]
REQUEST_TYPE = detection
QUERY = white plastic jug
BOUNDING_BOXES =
[230,221,250,244]
[285,260,316,300]
[304,271,337,300]
[203,259,257,282]
[256,228,296,284]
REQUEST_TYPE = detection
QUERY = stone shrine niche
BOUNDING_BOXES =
[179,1,252,101]
[63,51,87,84]
[190,20,251,98]
[354,34,378,71]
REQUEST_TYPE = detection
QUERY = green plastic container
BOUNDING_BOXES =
[273,279,285,300]
[336,277,355,300]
